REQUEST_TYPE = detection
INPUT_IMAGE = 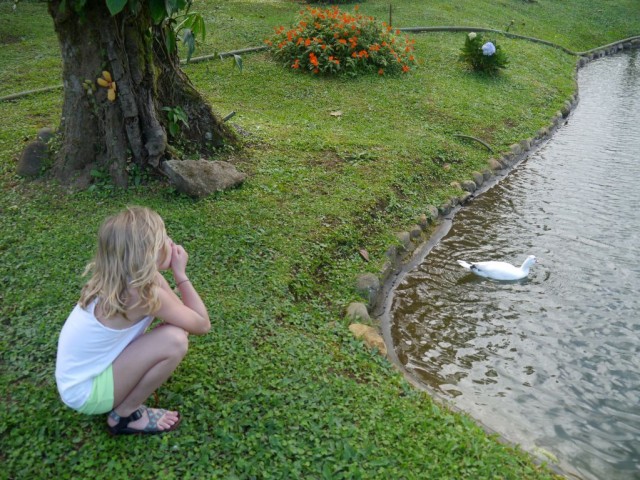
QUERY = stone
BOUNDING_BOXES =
[482,169,492,181]
[520,138,531,151]
[461,180,477,193]
[536,127,549,139]
[426,205,439,221]
[348,323,387,356]
[501,153,515,166]
[561,100,572,118]
[417,213,428,229]
[458,191,472,204]
[37,127,54,143]
[472,171,484,187]
[17,140,48,178]
[450,181,461,190]
[554,112,564,125]
[510,143,523,156]
[346,302,370,323]
[487,158,503,171]
[449,196,459,207]
[395,231,411,251]
[438,202,452,216]
[356,273,380,305]
[162,159,247,198]
[409,225,422,240]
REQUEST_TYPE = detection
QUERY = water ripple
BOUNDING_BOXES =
[391,51,640,480]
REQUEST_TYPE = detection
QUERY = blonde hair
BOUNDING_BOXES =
[79,206,170,320]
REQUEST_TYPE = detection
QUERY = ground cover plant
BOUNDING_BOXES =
[2,0,639,478]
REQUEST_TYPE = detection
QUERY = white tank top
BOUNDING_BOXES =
[55,299,153,409]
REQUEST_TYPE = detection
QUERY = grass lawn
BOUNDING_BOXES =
[1,1,638,478]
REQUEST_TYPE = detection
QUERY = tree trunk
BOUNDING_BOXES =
[47,1,238,187]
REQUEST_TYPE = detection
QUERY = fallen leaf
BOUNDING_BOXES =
[329,110,343,117]
[359,249,370,262]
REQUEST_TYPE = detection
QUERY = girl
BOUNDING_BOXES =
[55,206,211,435]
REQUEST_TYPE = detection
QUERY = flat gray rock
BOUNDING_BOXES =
[162,159,247,198]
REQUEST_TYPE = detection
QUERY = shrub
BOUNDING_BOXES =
[459,32,508,74]
[266,6,417,77]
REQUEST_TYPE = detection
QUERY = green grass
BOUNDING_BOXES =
[1,0,638,478]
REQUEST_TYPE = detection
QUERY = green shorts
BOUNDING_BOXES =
[78,365,114,415]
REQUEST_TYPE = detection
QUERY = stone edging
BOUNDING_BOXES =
[345,37,640,479]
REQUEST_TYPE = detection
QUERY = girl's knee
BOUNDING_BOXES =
[156,324,189,358]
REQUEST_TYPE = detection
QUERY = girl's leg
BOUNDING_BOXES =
[109,324,188,431]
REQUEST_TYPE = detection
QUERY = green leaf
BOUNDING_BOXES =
[148,0,167,24]
[165,27,177,54]
[183,29,195,63]
[165,0,179,15]
[194,14,206,40]
[105,0,128,16]
[232,54,243,73]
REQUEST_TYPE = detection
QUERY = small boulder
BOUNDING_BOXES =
[356,273,380,305]
[346,302,371,323]
[487,158,503,171]
[438,202,452,216]
[395,231,411,251]
[162,159,247,198]
[37,127,55,143]
[426,205,439,221]
[409,225,422,240]
[348,323,387,356]
[458,191,472,204]
[472,171,484,187]
[17,140,48,178]
[461,180,477,193]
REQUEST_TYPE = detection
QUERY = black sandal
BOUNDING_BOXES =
[107,406,181,435]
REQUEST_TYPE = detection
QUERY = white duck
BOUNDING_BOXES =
[457,255,537,280]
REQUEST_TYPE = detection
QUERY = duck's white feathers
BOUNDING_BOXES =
[457,255,536,280]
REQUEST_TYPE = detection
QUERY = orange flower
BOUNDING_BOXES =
[402,65,410,73]
[351,51,358,58]
[309,52,319,67]
[292,59,300,69]
[378,68,384,75]
[338,38,347,45]
[313,68,319,74]
[305,38,312,47]
[409,55,415,62]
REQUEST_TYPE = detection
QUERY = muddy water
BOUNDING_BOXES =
[390,51,640,480]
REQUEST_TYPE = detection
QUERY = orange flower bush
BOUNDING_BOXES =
[266,6,417,77]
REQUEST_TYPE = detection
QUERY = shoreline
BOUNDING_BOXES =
[351,38,640,479]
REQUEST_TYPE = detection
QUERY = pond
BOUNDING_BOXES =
[389,51,640,480]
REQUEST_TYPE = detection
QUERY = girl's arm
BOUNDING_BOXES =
[154,244,211,335]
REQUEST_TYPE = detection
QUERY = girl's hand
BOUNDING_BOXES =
[170,244,189,280]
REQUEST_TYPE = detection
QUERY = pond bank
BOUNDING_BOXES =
[351,38,640,479]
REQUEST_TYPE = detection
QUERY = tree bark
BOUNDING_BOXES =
[47,1,237,187]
